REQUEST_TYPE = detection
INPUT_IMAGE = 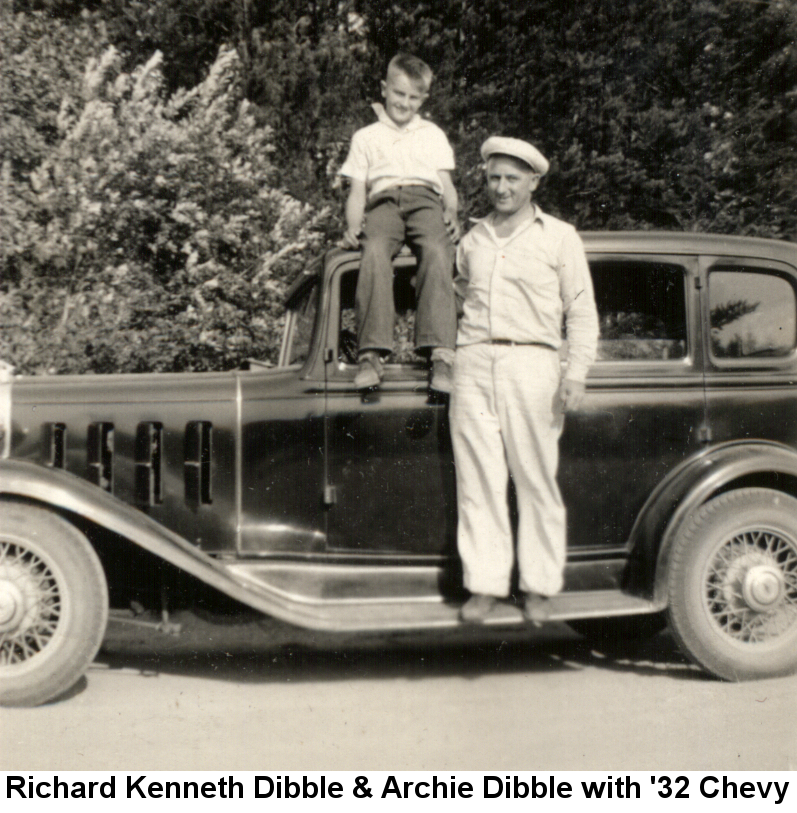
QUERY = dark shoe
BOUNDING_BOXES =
[354,352,383,389]
[430,358,453,393]
[523,593,551,627]
[460,594,498,623]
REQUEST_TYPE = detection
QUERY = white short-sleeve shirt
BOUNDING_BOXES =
[339,104,455,199]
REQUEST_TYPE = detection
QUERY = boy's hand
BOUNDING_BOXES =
[339,227,362,250]
[342,179,366,248]
[443,208,461,243]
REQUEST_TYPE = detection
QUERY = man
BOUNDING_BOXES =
[451,136,599,623]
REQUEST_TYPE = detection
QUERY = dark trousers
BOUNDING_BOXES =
[357,186,456,354]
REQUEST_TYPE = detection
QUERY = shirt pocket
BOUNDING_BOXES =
[465,246,499,291]
[504,247,559,297]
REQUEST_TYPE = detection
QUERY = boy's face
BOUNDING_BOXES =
[381,70,428,127]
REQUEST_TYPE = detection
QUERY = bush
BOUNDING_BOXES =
[1,40,330,374]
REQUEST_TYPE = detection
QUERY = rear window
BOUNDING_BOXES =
[708,267,797,360]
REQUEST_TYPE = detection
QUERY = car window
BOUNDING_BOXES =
[339,265,425,365]
[282,280,319,366]
[589,259,688,361]
[340,259,690,365]
[709,267,797,359]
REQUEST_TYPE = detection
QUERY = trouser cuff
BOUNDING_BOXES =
[430,347,455,364]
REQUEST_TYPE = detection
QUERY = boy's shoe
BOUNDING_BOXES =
[460,594,498,623]
[430,358,453,393]
[354,351,383,389]
[523,593,551,627]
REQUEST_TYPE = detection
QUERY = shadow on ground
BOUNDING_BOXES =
[95,610,703,686]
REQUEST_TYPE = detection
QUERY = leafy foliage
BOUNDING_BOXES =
[1,8,109,176]
[1,33,329,374]
[1,0,796,374]
[710,299,759,332]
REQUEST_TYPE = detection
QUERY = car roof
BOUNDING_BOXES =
[579,230,797,260]
[284,232,797,303]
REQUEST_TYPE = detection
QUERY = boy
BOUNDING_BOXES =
[339,53,459,391]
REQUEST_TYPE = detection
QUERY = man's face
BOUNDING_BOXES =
[381,71,428,127]
[486,156,540,216]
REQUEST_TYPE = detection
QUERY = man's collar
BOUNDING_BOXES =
[523,203,546,225]
[472,203,545,225]
[476,203,546,236]
[371,102,425,131]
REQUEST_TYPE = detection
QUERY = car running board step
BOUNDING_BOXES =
[223,562,657,632]
[311,591,658,632]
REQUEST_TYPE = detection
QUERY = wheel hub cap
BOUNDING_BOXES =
[0,579,25,632]
[706,528,797,644]
[742,565,784,612]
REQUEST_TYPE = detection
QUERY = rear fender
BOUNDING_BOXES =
[624,442,797,605]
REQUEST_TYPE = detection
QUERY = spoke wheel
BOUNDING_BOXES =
[0,542,62,664]
[668,488,797,681]
[0,502,108,706]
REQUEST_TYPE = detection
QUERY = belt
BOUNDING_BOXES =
[488,339,555,350]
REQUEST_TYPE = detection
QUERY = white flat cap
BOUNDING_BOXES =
[481,136,549,176]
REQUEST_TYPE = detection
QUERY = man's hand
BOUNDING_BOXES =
[339,227,362,250]
[443,208,461,243]
[559,378,585,412]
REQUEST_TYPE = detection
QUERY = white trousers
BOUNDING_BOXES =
[450,343,566,597]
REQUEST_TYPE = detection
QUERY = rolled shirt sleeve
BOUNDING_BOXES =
[339,129,370,183]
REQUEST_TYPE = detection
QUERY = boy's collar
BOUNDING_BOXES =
[371,103,424,131]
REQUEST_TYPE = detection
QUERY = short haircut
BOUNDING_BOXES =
[387,53,433,93]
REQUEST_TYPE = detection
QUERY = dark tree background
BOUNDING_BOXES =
[2,0,796,373]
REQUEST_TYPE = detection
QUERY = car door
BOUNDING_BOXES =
[322,258,457,559]
[557,252,708,588]
[701,252,797,449]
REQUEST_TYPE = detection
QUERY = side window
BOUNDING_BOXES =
[339,264,424,365]
[709,268,797,360]
[281,281,319,366]
[589,259,688,362]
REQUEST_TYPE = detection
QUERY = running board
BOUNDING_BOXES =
[222,561,659,632]
[273,591,658,632]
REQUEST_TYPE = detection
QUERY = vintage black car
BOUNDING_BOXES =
[2,231,797,706]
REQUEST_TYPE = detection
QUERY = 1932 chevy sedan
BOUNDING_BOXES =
[2,231,797,705]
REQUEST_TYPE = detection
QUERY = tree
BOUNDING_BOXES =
[710,299,759,333]
[1,7,109,177]
[3,0,795,375]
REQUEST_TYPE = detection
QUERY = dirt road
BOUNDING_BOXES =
[2,613,795,771]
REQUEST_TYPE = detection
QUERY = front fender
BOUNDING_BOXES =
[624,441,797,606]
[0,459,294,623]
